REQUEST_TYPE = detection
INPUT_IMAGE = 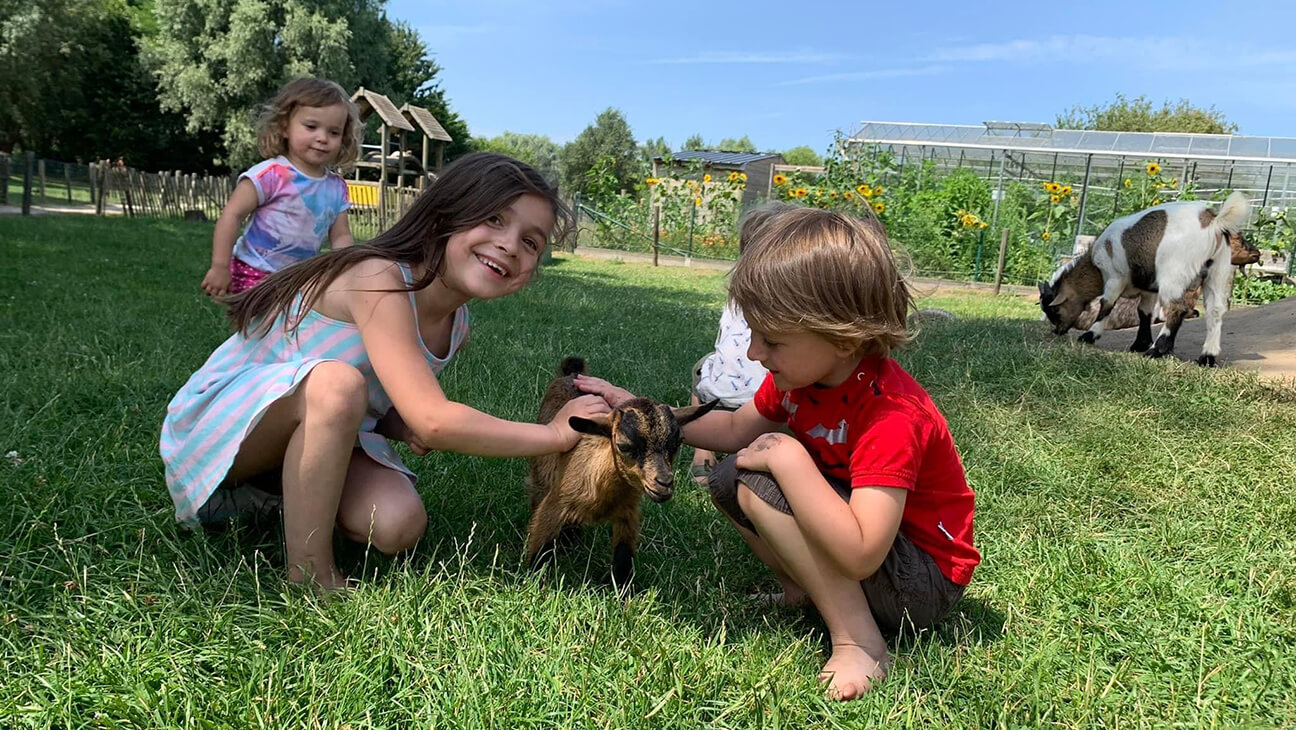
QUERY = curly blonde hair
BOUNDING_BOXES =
[729,207,913,357]
[255,77,361,172]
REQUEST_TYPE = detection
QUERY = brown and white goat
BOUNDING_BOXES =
[1039,191,1251,366]
[525,357,716,586]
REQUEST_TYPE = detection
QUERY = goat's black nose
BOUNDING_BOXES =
[655,475,673,489]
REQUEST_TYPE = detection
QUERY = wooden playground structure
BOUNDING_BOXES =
[347,87,453,233]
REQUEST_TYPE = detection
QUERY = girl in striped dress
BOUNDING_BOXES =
[161,153,609,590]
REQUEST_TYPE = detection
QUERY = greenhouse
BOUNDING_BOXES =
[840,121,1296,258]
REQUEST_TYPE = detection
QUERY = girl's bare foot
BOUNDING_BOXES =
[818,641,891,701]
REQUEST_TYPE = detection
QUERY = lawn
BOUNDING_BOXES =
[2,215,1294,728]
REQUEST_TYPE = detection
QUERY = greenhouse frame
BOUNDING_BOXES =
[840,121,1296,255]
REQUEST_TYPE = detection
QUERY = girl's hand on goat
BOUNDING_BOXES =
[376,407,432,456]
[735,432,800,474]
[573,374,637,408]
[548,395,612,451]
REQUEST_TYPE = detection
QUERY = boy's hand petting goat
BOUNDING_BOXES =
[525,357,716,587]
[1039,191,1251,366]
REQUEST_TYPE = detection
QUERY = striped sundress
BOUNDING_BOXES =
[160,264,470,524]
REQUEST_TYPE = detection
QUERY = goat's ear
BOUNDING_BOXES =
[1049,290,1070,307]
[672,399,720,426]
[569,414,612,438]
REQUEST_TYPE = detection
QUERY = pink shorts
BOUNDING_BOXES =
[229,258,270,294]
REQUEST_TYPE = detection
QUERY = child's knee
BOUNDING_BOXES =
[303,362,367,424]
[365,496,427,554]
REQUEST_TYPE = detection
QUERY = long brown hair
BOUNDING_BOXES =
[256,77,362,172]
[226,152,572,336]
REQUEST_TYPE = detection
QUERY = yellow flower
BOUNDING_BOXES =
[1041,181,1052,192]
[1124,178,1132,188]
[645,177,659,186]
[793,187,808,198]
[740,172,747,180]
[694,197,702,206]
[1050,195,1061,204]
[829,192,838,199]
[960,214,975,227]
[728,171,740,182]
[773,173,788,186]
[1145,162,1160,176]
[686,180,697,188]
[703,174,712,183]
[1060,185,1072,196]
[843,191,855,200]
[856,184,871,197]
[1152,199,1161,205]
[873,202,885,213]
[1046,182,1061,194]
[1041,231,1051,241]
[872,186,884,195]
[1154,182,1164,190]
[1168,178,1178,188]
[978,221,989,229]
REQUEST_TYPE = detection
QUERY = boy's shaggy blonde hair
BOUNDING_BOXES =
[256,77,361,171]
[729,207,913,357]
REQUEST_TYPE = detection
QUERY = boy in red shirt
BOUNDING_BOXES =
[577,206,978,700]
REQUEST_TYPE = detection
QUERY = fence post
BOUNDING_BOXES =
[652,204,660,267]
[38,159,47,205]
[0,154,8,205]
[22,151,34,215]
[687,202,696,264]
[64,164,73,204]
[993,228,1011,295]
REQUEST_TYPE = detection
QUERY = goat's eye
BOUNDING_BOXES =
[616,443,634,454]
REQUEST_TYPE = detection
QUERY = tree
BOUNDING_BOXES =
[682,133,706,150]
[1056,93,1238,135]
[480,132,560,184]
[717,135,756,153]
[638,135,671,171]
[782,146,822,167]
[559,108,639,197]
[145,0,471,169]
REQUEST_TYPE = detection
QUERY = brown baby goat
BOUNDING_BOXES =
[525,357,716,586]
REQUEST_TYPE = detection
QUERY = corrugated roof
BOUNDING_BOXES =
[401,104,453,142]
[845,121,1296,164]
[350,87,414,132]
[656,150,782,166]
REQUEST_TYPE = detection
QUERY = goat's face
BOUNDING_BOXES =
[570,398,719,503]
[1228,231,1260,266]
[1038,280,1087,335]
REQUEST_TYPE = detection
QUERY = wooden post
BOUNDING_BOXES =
[652,204,661,267]
[421,138,429,190]
[95,161,109,215]
[22,151,34,215]
[0,154,8,205]
[379,124,389,231]
[38,159,46,205]
[993,228,1011,295]
[435,143,443,173]
[64,164,73,204]
[88,162,96,204]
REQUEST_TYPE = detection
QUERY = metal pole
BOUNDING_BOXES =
[652,204,660,267]
[1074,154,1094,247]
[988,150,1007,230]
[1261,165,1274,207]
[1112,159,1125,217]
[687,201,696,263]
[994,228,1011,295]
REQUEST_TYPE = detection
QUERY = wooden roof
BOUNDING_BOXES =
[350,87,414,132]
[400,103,453,142]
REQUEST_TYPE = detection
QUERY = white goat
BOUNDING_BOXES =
[1038,191,1251,366]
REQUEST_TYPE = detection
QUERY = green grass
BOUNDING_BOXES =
[5,177,96,207]
[3,216,1295,728]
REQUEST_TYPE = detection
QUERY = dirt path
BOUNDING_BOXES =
[1084,297,1296,382]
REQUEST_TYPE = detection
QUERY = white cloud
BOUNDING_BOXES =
[778,65,949,86]
[648,51,846,65]
[928,34,1296,73]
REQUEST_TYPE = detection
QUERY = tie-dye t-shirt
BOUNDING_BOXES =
[231,157,351,274]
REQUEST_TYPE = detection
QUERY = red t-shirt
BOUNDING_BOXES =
[752,356,980,586]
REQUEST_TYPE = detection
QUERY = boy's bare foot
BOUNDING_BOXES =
[819,641,891,701]
[690,450,717,486]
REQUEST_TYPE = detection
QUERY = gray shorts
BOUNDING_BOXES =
[708,454,965,633]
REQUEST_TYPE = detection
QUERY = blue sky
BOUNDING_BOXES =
[386,0,1296,153]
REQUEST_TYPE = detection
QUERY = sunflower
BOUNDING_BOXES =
[1145,162,1161,176]
[773,173,788,186]
[1060,185,1072,196]
[829,192,838,199]
[728,171,740,182]
[1152,199,1161,205]
[694,197,703,206]
[645,177,660,186]
[843,191,855,200]
[873,202,885,213]
[740,172,748,180]
[1124,178,1132,188]
[686,180,697,189]
[1050,195,1061,204]
[856,184,871,197]
[703,174,712,183]
[978,221,989,229]
[793,188,808,198]
[1041,231,1051,241]
[1168,178,1178,188]
[1045,182,1062,194]
[872,186,884,196]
